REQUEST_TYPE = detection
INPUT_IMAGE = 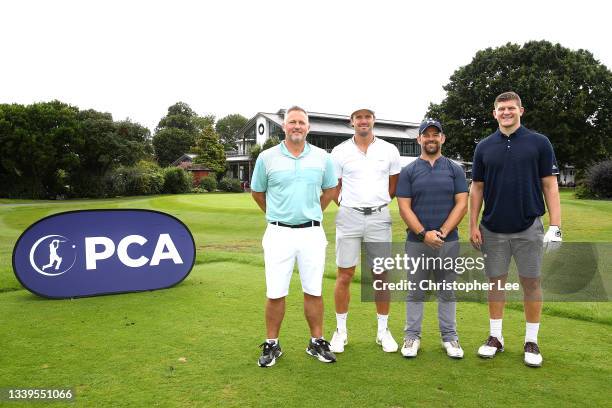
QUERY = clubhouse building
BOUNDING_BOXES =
[173,108,575,187]
[225,109,428,183]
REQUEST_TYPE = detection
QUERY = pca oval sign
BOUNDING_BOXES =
[12,210,196,299]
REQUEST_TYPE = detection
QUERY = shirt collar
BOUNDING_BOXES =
[351,135,377,148]
[417,155,446,167]
[280,140,310,158]
[496,125,527,139]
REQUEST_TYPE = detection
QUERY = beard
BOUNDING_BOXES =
[423,142,440,155]
[355,127,371,138]
[288,133,305,143]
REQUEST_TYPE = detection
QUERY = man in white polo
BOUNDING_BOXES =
[329,107,401,354]
[251,106,338,367]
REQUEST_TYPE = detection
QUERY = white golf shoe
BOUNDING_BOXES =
[400,338,420,358]
[376,328,399,353]
[442,340,464,359]
[329,329,348,353]
[478,336,504,358]
[524,342,543,367]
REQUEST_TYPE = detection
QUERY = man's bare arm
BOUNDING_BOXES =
[397,197,424,234]
[320,187,336,211]
[251,191,266,213]
[333,178,342,206]
[469,181,484,249]
[389,174,399,199]
[439,192,468,237]
[541,176,561,226]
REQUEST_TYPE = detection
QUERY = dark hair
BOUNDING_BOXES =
[494,91,522,108]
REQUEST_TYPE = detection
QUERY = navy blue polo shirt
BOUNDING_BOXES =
[472,126,559,233]
[397,156,468,242]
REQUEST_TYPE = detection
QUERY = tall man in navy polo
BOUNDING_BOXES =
[251,106,338,367]
[470,91,562,367]
[397,119,468,359]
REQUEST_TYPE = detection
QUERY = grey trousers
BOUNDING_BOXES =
[404,240,459,342]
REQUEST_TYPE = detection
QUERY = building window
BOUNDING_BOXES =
[268,120,284,140]
[244,124,256,141]
[384,139,420,156]
[307,134,347,152]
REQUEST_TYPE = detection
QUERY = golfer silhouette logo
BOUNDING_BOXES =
[29,235,77,277]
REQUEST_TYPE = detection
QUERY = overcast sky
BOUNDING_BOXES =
[2,0,610,131]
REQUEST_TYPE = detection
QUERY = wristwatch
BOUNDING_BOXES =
[416,229,426,242]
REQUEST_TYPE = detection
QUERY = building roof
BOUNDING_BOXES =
[171,153,212,171]
[171,153,197,166]
[238,109,420,141]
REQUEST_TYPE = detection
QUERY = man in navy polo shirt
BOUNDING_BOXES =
[470,91,562,367]
[397,119,468,359]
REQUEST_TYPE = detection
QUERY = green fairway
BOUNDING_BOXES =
[1,191,611,407]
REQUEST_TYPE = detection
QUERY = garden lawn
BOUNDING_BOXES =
[0,191,610,407]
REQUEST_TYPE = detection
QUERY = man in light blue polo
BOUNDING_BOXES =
[251,106,338,367]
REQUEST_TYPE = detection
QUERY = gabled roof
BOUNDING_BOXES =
[171,153,213,171]
[171,153,197,166]
[237,109,420,140]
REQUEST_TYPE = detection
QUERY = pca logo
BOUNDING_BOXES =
[29,235,77,277]
[13,210,196,299]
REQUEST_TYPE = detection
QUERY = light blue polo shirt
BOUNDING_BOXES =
[251,141,337,224]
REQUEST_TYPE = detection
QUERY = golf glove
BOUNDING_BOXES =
[543,226,562,252]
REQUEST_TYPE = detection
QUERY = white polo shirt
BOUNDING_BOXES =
[331,136,401,207]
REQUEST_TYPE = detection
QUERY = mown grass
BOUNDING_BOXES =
[0,191,611,407]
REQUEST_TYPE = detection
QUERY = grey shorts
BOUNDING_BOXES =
[335,205,392,268]
[480,218,544,278]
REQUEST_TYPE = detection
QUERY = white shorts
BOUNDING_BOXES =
[335,206,392,268]
[262,223,328,299]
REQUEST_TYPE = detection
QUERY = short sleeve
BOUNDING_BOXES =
[472,142,485,182]
[322,154,338,189]
[250,156,267,192]
[538,136,559,177]
[452,162,469,193]
[389,145,401,175]
[396,165,413,198]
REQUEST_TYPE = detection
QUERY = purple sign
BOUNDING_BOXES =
[12,210,196,299]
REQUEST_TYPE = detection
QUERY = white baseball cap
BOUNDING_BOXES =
[349,107,375,118]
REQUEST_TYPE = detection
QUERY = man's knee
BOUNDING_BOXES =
[520,276,541,291]
[337,266,356,284]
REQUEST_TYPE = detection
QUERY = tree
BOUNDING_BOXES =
[426,41,612,170]
[114,119,154,164]
[192,124,227,175]
[156,102,199,133]
[249,136,280,163]
[152,128,195,167]
[216,113,248,151]
[153,102,215,166]
[0,101,80,198]
[0,101,157,198]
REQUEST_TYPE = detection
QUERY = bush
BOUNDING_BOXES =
[104,162,164,197]
[578,160,612,199]
[162,167,193,194]
[200,175,217,192]
[191,187,206,194]
[218,177,243,192]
